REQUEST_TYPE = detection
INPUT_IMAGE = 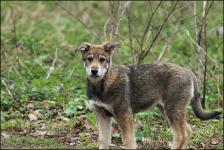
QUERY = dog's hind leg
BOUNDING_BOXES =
[164,106,190,149]
[94,107,112,149]
[181,120,192,148]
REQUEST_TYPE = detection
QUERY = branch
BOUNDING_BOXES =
[2,79,16,102]
[137,2,178,64]
[186,30,217,64]
[55,2,102,43]
[140,1,162,49]
[46,48,58,79]
[104,1,131,41]
[202,1,214,109]
[126,7,137,63]
[10,6,18,49]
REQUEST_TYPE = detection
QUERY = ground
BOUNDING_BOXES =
[1,106,223,149]
[1,1,223,149]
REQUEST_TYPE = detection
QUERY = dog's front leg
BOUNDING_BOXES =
[115,110,137,149]
[94,107,112,149]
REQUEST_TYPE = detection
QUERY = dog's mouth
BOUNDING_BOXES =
[90,74,100,78]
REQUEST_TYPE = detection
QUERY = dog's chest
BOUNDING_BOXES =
[89,99,113,114]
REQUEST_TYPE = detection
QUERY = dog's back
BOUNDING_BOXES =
[127,63,193,113]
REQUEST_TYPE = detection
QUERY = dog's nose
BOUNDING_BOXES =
[91,69,98,75]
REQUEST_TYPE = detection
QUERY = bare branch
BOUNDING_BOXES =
[140,1,162,49]
[55,2,102,43]
[186,30,217,64]
[202,1,214,109]
[46,48,58,79]
[137,2,178,64]
[126,7,137,63]
[2,79,16,102]
[104,1,131,41]
[9,6,18,49]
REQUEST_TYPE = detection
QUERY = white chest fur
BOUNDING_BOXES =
[89,100,113,114]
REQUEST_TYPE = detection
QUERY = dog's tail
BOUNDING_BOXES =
[190,76,221,120]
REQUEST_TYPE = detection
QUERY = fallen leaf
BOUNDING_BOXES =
[1,132,10,138]
[210,137,220,145]
[60,116,70,122]
[70,142,76,146]
[31,130,47,137]
[33,110,43,119]
[28,113,38,121]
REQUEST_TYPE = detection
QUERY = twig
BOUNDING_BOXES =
[67,66,75,80]
[126,7,137,63]
[2,79,16,101]
[137,2,178,64]
[157,44,169,62]
[10,6,18,49]
[202,1,214,109]
[186,30,217,64]
[3,52,21,77]
[46,48,58,79]
[55,2,101,43]
[104,1,131,41]
[140,1,162,49]
[194,1,198,43]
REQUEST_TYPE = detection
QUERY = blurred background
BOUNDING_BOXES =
[1,1,223,149]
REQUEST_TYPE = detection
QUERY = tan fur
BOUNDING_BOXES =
[77,42,221,149]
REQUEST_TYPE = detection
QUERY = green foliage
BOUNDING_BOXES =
[2,118,26,130]
[1,135,66,149]
[0,1,223,148]
[86,112,97,128]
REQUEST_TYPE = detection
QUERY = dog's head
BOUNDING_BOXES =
[77,42,119,82]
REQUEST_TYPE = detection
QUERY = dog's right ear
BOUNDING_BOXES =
[76,43,91,53]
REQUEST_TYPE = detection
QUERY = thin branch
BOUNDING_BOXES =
[202,1,214,109]
[137,2,178,64]
[46,48,58,79]
[194,1,198,42]
[186,30,217,64]
[10,6,18,49]
[104,1,131,41]
[55,2,101,43]
[3,52,21,77]
[67,66,75,80]
[126,7,137,63]
[2,79,16,102]
[140,1,162,49]
[157,44,169,62]
[156,20,180,62]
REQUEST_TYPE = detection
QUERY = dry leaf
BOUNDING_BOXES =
[210,137,220,145]
[28,113,38,121]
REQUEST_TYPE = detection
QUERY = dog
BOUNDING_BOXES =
[77,42,221,149]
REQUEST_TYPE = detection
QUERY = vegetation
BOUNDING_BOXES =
[1,1,223,149]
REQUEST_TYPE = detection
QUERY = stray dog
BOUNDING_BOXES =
[77,42,221,149]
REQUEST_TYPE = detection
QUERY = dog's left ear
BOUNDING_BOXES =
[76,43,91,53]
[103,42,120,54]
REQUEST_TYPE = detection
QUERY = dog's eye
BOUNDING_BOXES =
[99,57,105,62]
[87,57,93,61]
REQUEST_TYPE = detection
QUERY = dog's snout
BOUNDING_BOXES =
[91,68,98,75]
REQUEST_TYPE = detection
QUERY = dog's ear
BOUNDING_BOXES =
[76,43,91,53]
[103,42,120,54]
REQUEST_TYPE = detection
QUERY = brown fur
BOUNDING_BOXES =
[77,42,221,149]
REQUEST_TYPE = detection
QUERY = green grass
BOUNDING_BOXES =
[1,1,223,149]
[1,118,26,130]
[1,135,67,149]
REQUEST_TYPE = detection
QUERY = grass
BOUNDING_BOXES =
[1,135,67,149]
[1,1,223,149]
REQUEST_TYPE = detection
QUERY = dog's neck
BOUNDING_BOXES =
[86,65,112,99]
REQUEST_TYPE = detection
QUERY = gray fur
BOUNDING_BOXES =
[78,43,221,149]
